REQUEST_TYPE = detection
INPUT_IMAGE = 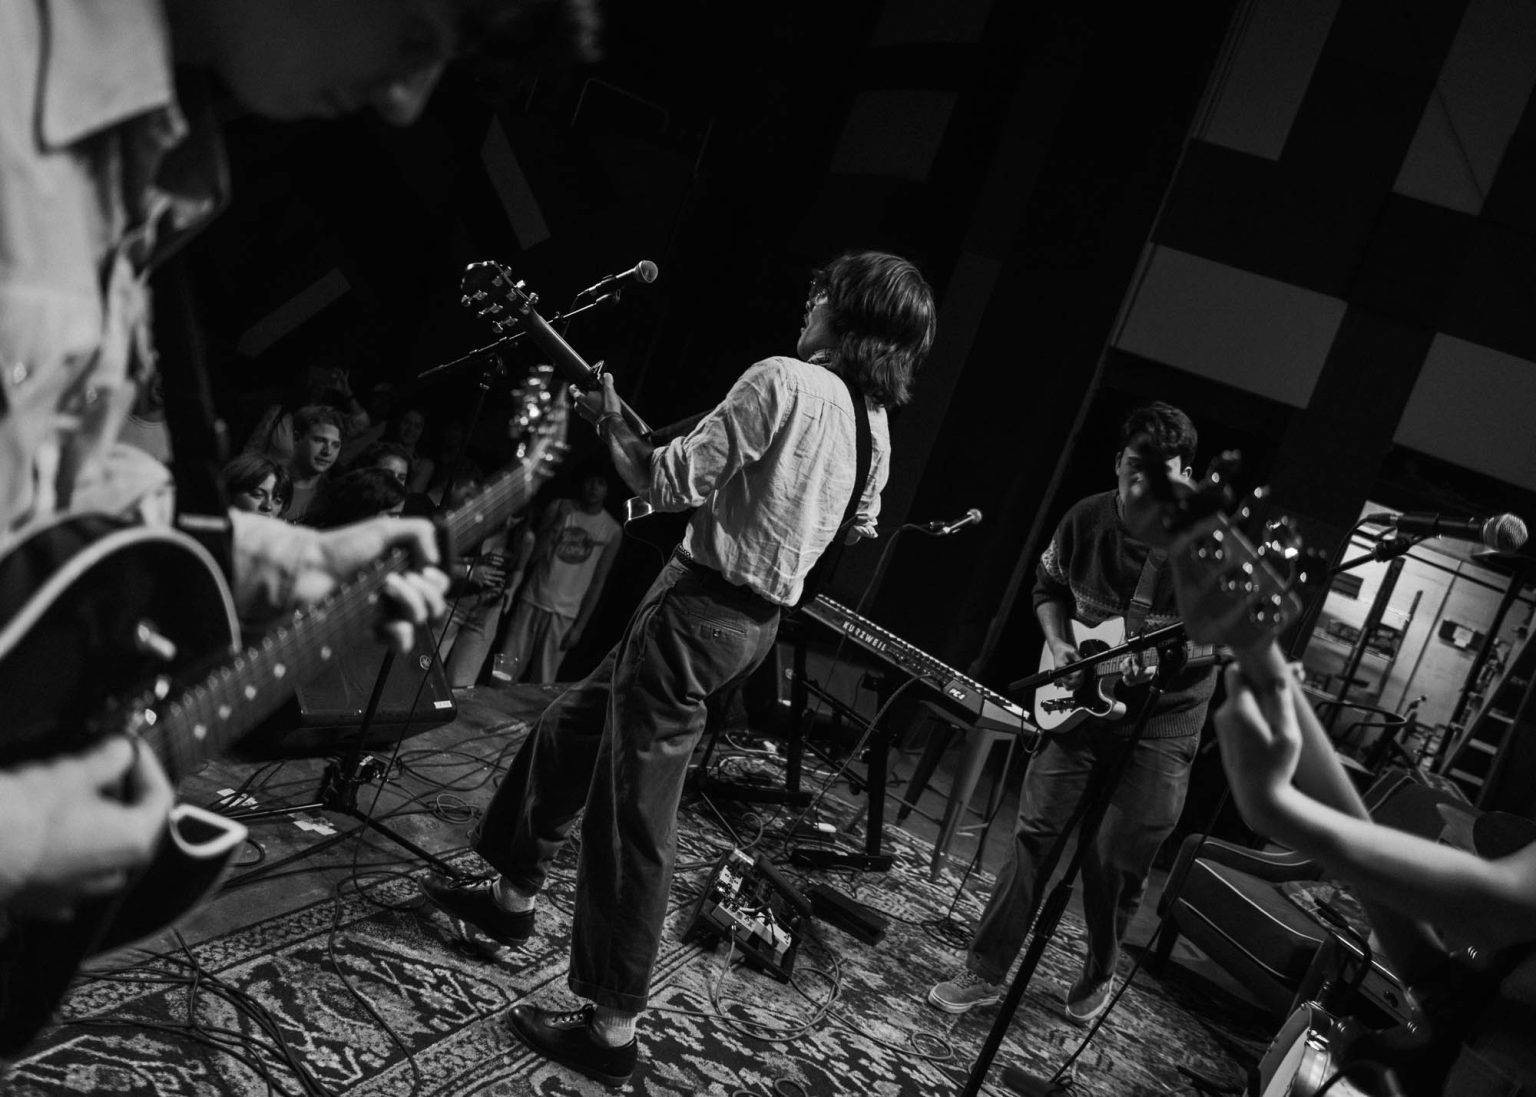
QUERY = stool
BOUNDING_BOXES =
[927,723,1016,881]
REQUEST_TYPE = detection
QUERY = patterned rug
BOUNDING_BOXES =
[3,716,1269,1096]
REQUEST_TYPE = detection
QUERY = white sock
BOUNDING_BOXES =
[589,1006,637,1047]
[490,877,535,914]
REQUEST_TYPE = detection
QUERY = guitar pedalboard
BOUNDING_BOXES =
[683,848,811,982]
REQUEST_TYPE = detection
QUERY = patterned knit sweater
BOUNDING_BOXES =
[1032,490,1216,738]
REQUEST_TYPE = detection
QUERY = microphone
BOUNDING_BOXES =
[573,259,659,302]
[927,508,983,536]
[1366,511,1527,552]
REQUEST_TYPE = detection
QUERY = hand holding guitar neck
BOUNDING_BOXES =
[460,260,653,438]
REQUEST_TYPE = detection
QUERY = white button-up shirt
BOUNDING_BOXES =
[649,356,889,606]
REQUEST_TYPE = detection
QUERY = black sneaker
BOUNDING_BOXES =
[421,876,534,947]
[506,1004,637,1087]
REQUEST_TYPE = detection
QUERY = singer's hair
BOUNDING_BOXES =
[1119,402,1198,466]
[813,251,935,408]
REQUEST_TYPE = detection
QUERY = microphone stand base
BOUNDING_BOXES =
[1001,1064,1073,1096]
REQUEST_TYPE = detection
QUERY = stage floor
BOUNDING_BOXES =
[3,680,1271,1096]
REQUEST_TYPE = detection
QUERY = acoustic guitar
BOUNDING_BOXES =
[0,371,565,1056]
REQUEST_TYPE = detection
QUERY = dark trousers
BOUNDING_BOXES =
[969,723,1198,988]
[473,555,780,1011]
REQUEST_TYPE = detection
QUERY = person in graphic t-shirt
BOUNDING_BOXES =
[493,471,621,684]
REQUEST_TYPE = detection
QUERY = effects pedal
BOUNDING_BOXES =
[683,848,808,980]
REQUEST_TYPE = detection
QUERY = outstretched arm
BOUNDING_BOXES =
[1216,657,1536,968]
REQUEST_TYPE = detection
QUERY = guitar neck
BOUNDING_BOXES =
[143,460,545,783]
[1091,641,1220,679]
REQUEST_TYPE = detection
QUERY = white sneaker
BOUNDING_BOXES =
[1064,976,1115,1025]
[927,969,1004,1014]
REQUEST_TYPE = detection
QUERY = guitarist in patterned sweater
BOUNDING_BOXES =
[929,401,1218,1024]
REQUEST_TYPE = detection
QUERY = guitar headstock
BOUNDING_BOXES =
[461,259,537,335]
[509,364,569,479]
[1125,450,1312,651]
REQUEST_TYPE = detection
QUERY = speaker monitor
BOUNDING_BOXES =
[239,631,458,758]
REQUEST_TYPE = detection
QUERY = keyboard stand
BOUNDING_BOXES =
[788,668,897,873]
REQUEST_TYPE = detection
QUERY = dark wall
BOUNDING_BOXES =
[172,1,1534,687]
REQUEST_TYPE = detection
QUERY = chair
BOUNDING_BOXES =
[1150,767,1472,1018]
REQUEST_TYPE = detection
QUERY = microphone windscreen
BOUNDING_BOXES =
[636,259,659,284]
[1488,513,1529,552]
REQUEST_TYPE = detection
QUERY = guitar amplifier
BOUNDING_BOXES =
[235,632,457,759]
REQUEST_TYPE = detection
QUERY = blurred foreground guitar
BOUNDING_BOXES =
[0,372,565,1056]
[1123,455,1524,1097]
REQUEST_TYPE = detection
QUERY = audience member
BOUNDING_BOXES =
[244,365,369,466]
[284,405,346,523]
[493,471,620,684]
[356,441,414,487]
[303,467,409,528]
[222,453,292,519]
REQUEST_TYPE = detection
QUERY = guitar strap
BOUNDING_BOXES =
[793,375,871,611]
[152,253,234,581]
[1124,544,1165,636]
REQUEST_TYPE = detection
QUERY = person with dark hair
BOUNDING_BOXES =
[221,453,292,519]
[928,401,1218,1026]
[384,408,436,495]
[283,405,346,523]
[356,441,414,488]
[244,365,369,467]
[423,250,935,1085]
[0,0,598,986]
[302,467,408,528]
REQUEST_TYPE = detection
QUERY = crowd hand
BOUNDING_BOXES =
[471,554,509,598]
[1213,663,1302,829]
[1050,640,1085,690]
[295,516,450,653]
[0,738,174,920]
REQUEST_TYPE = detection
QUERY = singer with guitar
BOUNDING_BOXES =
[425,250,936,1086]
[929,402,1218,1025]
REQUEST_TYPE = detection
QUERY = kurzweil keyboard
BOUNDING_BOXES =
[802,596,1036,739]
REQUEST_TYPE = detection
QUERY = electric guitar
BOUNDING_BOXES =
[0,371,565,1056]
[1032,617,1221,732]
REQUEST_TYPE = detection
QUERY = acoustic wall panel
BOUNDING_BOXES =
[1114,245,1345,408]
[1197,0,1342,161]
[1395,334,1536,492]
[1393,0,1536,215]
[829,89,958,183]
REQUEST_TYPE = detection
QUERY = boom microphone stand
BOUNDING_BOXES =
[224,647,461,878]
[962,628,1185,1097]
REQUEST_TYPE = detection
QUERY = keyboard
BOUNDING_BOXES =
[802,596,1037,738]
